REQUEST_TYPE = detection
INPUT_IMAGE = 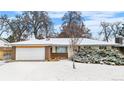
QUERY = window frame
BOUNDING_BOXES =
[55,46,68,53]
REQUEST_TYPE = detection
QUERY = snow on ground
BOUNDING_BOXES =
[0,61,6,66]
[0,60,124,81]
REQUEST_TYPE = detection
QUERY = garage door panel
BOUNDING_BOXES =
[16,48,45,60]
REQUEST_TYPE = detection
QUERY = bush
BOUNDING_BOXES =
[72,48,124,66]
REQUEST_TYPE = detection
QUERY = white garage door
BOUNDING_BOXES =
[16,48,45,60]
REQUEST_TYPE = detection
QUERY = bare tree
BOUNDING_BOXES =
[1,15,30,42]
[0,14,30,42]
[69,38,82,69]
[11,15,29,42]
[69,32,90,69]
[99,21,124,41]
[59,11,91,38]
[110,22,124,37]
[119,24,124,37]
[22,11,54,39]
[0,15,9,37]
[60,11,91,69]
[99,22,112,42]
[0,12,55,42]
[110,22,122,38]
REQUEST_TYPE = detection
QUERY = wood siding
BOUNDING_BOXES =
[0,50,4,60]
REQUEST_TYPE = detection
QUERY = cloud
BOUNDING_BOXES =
[15,11,22,14]
[51,11,124,39]
[82,12,117,18]
[1,11,123,40]
[82,12,124,39]
[54,24,61,33]
[48,11,65,18]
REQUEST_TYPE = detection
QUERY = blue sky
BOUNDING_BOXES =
[48,11,124,39]
[0,11,124,39]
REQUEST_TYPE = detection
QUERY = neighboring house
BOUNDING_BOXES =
[11,38,118,61]
[0,38,12,60]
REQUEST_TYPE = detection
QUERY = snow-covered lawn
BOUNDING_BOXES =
[0,61,6,66]
[0,60,124,81]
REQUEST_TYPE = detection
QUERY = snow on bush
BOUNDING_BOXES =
[72,48,124,65]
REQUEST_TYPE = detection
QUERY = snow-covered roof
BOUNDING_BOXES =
[108,38,124,47]
[0,38,11,47]
[11,38,118,46]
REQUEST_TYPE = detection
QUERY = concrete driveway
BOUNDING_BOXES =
[0,61,6,66]
[0,60,124,81]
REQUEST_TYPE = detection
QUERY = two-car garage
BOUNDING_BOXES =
[16,47,45,61]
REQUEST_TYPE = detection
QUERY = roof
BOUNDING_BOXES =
[108,38,124,47]
[11,38,118,46]
[0,38,11,47]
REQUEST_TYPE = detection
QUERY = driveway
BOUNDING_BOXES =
[0,60,124,81]
[0,61,6,66]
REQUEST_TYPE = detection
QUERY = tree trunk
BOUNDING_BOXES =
[73,60,76,69]
[34,30,37,39]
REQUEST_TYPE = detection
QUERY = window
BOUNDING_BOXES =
[4,53,12,59]
[55,46,67,53]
